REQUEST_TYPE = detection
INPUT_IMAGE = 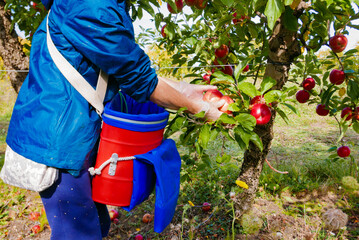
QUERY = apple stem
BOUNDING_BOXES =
[265,158,288,174]
[333,115,343,141]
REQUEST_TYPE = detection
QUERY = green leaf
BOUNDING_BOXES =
[237,82,260,98]
[220,0,234,7]
[211,71,235,85]
[282,7,298,32]
[261,77,277,95]
[281,102,300,115]
[218,114,237,124]
[276,106,289,124]
[228,103,240,112]
[353,122,359,134]
[347,80,359,100]
[234,60,249,81]
[194,110,206,118]
[250,133,263,151]
[234,126,251,148]
[284,0,294,5]
[264,90,282,103]
[264,0,285,30]
[199,124,211,149]
[235,113,257,132]
[216,153,231,164]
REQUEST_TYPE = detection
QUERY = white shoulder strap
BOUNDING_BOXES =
[46,13,108,115]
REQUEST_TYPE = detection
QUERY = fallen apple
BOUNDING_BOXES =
[29,212,40,221]
[142,213,153,223]
[202,202,211,212]
[31,224,41,234]
[135,234,144,240]
[109,209,119,221]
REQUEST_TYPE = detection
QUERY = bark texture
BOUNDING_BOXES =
[235,3,306,218]
[0,0,29,93]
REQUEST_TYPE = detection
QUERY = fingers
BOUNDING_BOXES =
[194,84,218,92]
[212,99,226,108]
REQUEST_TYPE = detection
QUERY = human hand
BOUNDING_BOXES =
[178,81,225,121]
[199,100,226,121]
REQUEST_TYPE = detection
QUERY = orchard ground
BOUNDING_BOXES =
[1,79,359,239]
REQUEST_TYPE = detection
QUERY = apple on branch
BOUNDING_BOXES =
[329,35,348,53]
[250,103,272,125]
[337,146,350,158]
[167,0,184,13]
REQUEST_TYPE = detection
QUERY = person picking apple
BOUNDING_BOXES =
[1,0,226,239]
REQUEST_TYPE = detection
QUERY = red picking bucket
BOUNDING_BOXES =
[91,93,169,206]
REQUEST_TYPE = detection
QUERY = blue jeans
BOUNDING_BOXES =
[39,168,111,240]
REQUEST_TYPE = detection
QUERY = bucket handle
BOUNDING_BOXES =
[88,153,136,176]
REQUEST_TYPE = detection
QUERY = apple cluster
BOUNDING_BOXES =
[202,89,234,115]
[167,0,207,14]
[295,77,315,104]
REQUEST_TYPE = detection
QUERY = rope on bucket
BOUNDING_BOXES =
[88,153,136,176]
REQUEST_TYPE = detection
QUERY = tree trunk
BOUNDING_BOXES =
[234,3,306,218]
[0,0,29,93]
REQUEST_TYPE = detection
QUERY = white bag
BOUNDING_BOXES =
[0,145,59,192]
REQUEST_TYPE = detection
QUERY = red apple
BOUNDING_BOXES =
[316,104,330,116]
[250,103,272,125]
[202,202,211,212]
[195,0,207,9]
[329,35,348,53]
[109,209,119,221]
[185,0,196,6]
[213,57,227,66]
[242,64,249,72]
[232,13,248,24]
[202,73,211,84]
[135,234,144,240]
[329,69,345,85]
[354,106,359,121]
[167,0,183,13]
[161,25,167,38]
[337,146,350,158]
[302,77,315,91]
[113,218,119,224]
[31,224,41,234]
[215,44,229,59]
[296,90,310,103]
[203,89,223,102]
[29,212,40,221]
[250,95,266,105]
[142,213,153,223]
[219,95,234,114]
[220,65,233,76]
[341,107,353,121]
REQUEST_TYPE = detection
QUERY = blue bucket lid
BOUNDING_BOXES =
[102,92,169,132]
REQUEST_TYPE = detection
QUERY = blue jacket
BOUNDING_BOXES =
[6,0,158,176]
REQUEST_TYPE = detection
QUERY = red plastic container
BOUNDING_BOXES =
[91,93,169,206]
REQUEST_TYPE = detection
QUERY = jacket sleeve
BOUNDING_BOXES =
[51,0,158,103]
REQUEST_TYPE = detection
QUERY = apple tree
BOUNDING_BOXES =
[130,0,359,217]
[4,0,359,221]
